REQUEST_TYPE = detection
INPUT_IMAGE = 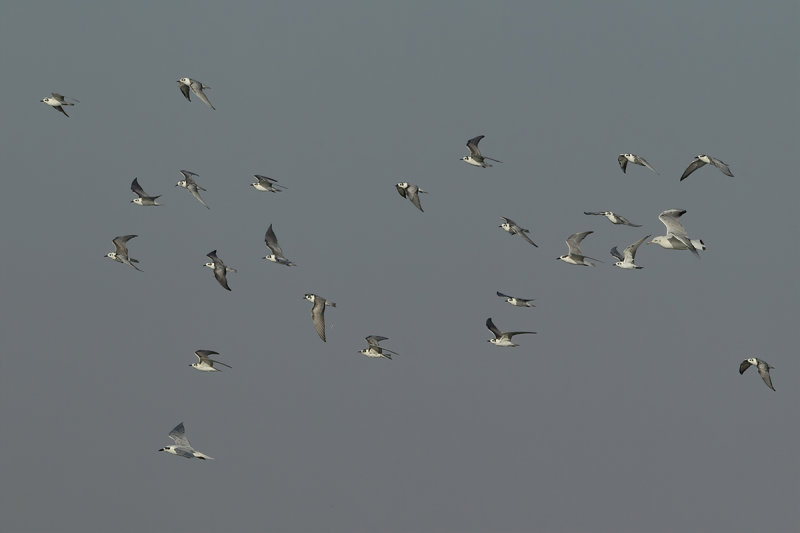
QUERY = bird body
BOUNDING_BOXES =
[499,217,538,247]
[739,357,775,391]
[158,422,214,459]
[305,293,335,342]
[177,77,215,109]
[557,231,600,266]
[461,135,502,167]
[486,317,536,347]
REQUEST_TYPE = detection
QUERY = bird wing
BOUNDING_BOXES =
[408,187,424,212]
[188,186,209,208]
[710,157,734,177]
[679,158,705,181]
[636,155,658,173]
[466,135,484,157]
[738,360,752,374]
[130,178,148,197]
[112,234,136,254]
[265,225,284,257]
[658,210,689,237]
[609,246,624,261]
[624,234,651,261]
[395,183,408,198]
[366,335,388,347]
[584,211,603,216]
[757,362,775,391]
[214,267,231,291]
[566,231,593,255]
[168,422,192,447]
[485,318,502,338]
[190,82,215,110]
[311,299,327,341]
[195,350,220,361]
[178,83,191,102]
[518,230,538,247]
[617,155,628,173]
[506,331,537,338]
[496,291,512,299]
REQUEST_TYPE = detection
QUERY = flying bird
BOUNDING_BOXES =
[499,217,537,247]
[485,317,536,347]
[496,291,535,307]
[680,155,734,181]
[130,178,161,206]
[610,234,651,269]
[304,293,336,342]
[359,335,397,360]
[739,357,775,391]
[263,224,296,266]
[395,182,427,212]
[647,209,705,256]
[190,350,232,372]
[204,250,237,291]
[177,77,215,110]
[618,153,658,174]
[104,234,142,271]
[250,175,287,192]
[583,211,641,227]
[557,231,601,266]
[461,135,502,168]
[40,92,78,117]
[158,422,214,460]
[175,170,209,208]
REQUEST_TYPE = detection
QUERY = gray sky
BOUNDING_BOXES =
[1,2,797,532]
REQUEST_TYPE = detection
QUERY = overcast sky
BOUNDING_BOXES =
[1,2,797,532]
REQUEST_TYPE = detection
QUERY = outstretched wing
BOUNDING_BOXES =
[265,224,284,257]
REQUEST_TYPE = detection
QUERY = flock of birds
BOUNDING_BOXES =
[39,79,776,460]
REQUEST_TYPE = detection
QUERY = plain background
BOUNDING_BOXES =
[1,2,797,532]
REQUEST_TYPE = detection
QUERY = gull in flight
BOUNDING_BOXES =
[104,234,142,271]
[130,178,161,206]
[250,175,287,193]
[395,182,427,212]
[647,209,705,256]
[190,350,232,372]
[739,357,775,391]
[680,155,734,181]
[158,422,214,460]
[204,250,237,291]
[304,293,336,342]
[496,291,535,307]
[610,234,651,269]
[584,211,641,227]
[359,335,397,360]
[175,170,209,209]
[264,224,296,266]
[461,135,502,168]
[557,231,601,266]
[618,153,658,174]
[499,217,537,247]
[41,92,78,117]
[486,317,536,347]
[177,77,215,110]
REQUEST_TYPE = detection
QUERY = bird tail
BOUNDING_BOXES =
[194,452,215,460]
[327,301,337,307]
[691,239,706,250]
[485,157,503,163]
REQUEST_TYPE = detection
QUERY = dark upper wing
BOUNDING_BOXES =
[178,83,191,102]
[679,159,705,181]
[131,178,147,197]
[485,317,502,338]
[466,135,485,156]
[609,246,624,261]
[265,224,284,256]
[617,155,628,173]
[738,360,752,375]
